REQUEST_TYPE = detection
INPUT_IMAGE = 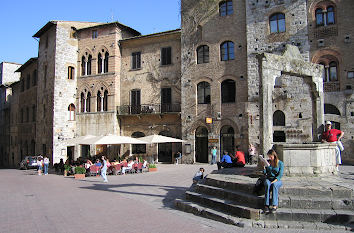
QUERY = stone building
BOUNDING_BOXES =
[0,0,353,167]
[0,62,21,167]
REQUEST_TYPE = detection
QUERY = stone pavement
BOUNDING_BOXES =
[0,164,352,233]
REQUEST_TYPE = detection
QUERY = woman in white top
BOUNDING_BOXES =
[101,156,108,182]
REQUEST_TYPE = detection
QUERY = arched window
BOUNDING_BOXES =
[329,61,337,81]
[221,79,235,103]
[316,8,324,26]
[219,0,233,16]
[68,104,76,121]
[80,93,85,112]
[197,45,209,64]
[327,6,335,25]
[103,90,108,111]
[26,74,31,89]
[273,110,285,126]
[32,70,37,86]
[98,53,102,74]
[197,81,211,104]
[86,92,91,112]
[87,55,92,75]
[132,132,146,154]
[269,13,286,33]
[104,52,109,73]
[97,91,102,112]
[81,56,86,76]
[274,76,282,88]
[220,41,234,61]
[324,104,340,115]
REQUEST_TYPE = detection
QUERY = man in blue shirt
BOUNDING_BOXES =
[217,151,233,170]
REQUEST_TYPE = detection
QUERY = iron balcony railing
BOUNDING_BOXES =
[117,104,181,115]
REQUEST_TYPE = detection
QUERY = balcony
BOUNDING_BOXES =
[117,104,181,115]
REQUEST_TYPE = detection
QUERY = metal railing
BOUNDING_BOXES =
[117,104,181,115]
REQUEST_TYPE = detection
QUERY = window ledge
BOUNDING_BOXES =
[160,63,173,67]
[130,68,142,71]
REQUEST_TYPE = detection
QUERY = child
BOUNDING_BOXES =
[193,167,205,184]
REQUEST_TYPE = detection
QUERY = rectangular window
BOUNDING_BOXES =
[348,71,354,79]
[161,47,172,65]
[161,88,172,112]
[132,52,141,69]
[44,65,47,87]
[68,66,75,80]
[92,30,98,39]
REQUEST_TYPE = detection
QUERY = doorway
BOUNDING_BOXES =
[195,127,208,163]
[158,131,172,163]
[220,126,235,157]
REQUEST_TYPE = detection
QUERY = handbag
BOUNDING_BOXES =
[254,175,266,196]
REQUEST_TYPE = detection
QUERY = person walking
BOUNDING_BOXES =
[101,156,108,182]
[321,121,344,171]
[211,146,217,165]
[263,149,284,214]
[37,156,43,176]
[43,156,50,175]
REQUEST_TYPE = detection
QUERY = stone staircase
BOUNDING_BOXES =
[175,168,354,230]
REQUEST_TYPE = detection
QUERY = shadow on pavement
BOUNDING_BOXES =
[79,183,187,209]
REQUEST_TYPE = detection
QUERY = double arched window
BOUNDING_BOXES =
[81,55,92,76]
[319,61,338,82]
[80,92,91,113]
[269,13,286,33]
[98,51,110,73]
[220,41,234,61]
[316,6,335,26]
[197,82,211,104]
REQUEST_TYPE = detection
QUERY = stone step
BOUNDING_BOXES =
[279,195,354,210]
[174,198,353,231]
[261,207,354,224]
[185,191,260,219]
[205,175,353,199]
[195,183,264,209]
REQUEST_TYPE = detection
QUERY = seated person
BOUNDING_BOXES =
[94,159,102,167]
[232,146,246,167]
[142,160,148,168]
[217,151,233,170]
[111,160,120,166]
[193,167,205,184]
[122,160,134,174]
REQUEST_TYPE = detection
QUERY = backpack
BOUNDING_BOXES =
[253,175,266,196]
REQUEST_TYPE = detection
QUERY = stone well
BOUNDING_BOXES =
[275,143,337,176]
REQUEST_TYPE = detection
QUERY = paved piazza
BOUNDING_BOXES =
[0,164,352,233]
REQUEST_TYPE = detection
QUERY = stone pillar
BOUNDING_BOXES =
[100,96,104,112]
[84,98,87,113]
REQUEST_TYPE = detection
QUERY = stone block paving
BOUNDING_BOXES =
[0,164,353,233]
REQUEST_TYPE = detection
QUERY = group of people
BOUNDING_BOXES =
[37,156,50,175]
[216,146,246,170]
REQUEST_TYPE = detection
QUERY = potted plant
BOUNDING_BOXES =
[148,164,157,172]
[74,166,86,179]
[64,164,71,176]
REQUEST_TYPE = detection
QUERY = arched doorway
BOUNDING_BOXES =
[220,126,235,157]
[195,127,208,163]
[158,131,172,163]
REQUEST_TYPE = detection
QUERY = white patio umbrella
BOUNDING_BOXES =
[64,135,96,146]
[138,135,185,144]
[138,135,184,163]
[79,134,147,145]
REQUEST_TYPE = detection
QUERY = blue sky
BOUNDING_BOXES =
[0,0,181,64]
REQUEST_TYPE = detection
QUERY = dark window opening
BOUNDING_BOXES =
[219,0,233,16]
[132,132,146,154]
[132,52,141,69]
[161,47,172,65]
[221,41,235,61]
[273,131,286,142]
[197,82,211,104]
[273,110,285,126]
[197,45,209,64]
[324,104,340,115]
[221,79,235,103]
[270,13,286,33]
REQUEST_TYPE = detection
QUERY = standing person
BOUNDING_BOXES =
[248,144,256,165]
[210,146,217,165]
[37,156,43,176]
[43,156,50,175]
[101,156,108,182]
[321,121,344,171]
[175,151,182,165]
[263,149,284,214]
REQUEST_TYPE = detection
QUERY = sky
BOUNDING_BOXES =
[0,0,181,64]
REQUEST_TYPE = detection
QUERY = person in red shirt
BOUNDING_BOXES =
[321,121,344,171]
[232,145,246,167]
